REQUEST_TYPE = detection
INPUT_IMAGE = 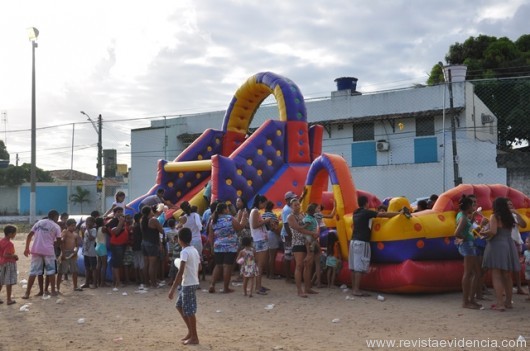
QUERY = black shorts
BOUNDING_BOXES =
[214,252,237,265]
[292,245,307,253]
[84,256,97,270]
[141,241,160,257]
[110,244,125,268]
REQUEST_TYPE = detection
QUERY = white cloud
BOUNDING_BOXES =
[0,0,527,174]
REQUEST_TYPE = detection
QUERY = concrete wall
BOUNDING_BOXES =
[0,186,19,214]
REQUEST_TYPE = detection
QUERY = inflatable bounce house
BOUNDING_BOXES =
[128,72,530,293]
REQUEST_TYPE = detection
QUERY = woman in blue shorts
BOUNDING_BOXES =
[454,195,482,310]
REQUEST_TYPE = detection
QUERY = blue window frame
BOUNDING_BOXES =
[351,141,376,166]
[414,137,437,163]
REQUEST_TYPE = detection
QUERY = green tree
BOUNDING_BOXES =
[70,186,91,213]
[0,140,9,161]
[0,163,54,186]
[427,34,530,150]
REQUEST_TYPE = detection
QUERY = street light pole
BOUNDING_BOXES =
[28,27,39,224]
[80,111,103,213]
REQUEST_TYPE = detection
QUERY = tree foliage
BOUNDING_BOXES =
[0,140,9,161]
[0,163,54,186]
[427,34,530,150]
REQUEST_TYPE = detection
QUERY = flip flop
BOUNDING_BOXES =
[208,286,215,293]
[7,300,16,305]
[352,292,371,297]
[490,304,505,312]
[74,288,84,292]
[256,290,268,295]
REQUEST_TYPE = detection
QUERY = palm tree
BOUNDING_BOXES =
[70,186,91,213]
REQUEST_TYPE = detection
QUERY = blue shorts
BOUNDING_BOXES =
[457,240,477,257]
[176,285,199,317]
[254,239,269,253]
[29,254,57,276]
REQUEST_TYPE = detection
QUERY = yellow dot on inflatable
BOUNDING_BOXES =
[178,173,184,178]
[167,182,174,188]
[236,190,242,197]
[237,169,243,175]
[276,150,281,156]
[267,160,272,166]
[276,130,282,136]
[198,155,203,160]
[247,180,252,186]
[257,149,263,155]
[207,146,212,152]
[215,138,220,144]
[226,179,232,185]
[398,122,404,130]
[195,173,201,179]
[247,159,252,166]
[257,169,262,176]
[266,139,272,146]
[176,191,182,197]
[186,182,191,188]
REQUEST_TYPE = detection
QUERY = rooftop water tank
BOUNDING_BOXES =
[334,77,358,91]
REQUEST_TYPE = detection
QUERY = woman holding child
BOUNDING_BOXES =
[287,198,319,298]
[249,195,275,295]
[480,197,522,311]
[208,202,248,293]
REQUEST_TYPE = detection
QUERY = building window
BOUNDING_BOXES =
[416,116,434,136]
[351,141,376,167]
[353,122,374,141]
[414,137,437,163]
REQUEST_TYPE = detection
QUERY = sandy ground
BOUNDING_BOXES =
[1,234,529,351]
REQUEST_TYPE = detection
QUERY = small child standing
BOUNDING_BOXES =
[81,217,97,289]
[302,203,319,260]
[166,218,180,284]
[0,225,19,305]
[95,217,108,287]
[168,228,201,345]
[237,236,258,297]
[57,219,82,292]
[325,231,341,288]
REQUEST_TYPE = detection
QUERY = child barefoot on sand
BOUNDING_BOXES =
[0,225,19,305]
[57,219,82,292]
[237,236,258,297]
[168,228,201,345]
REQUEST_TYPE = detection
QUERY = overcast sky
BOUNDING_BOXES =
[0,0,528,177]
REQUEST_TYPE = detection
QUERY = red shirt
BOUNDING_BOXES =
[0,238,16,264]
[107,219,129,246]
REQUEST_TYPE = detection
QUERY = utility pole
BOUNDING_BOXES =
[81,111,104,213]
[97,114,103,211]
[446,69,462,187]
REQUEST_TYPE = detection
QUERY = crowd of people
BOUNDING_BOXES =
[1,188,529,344]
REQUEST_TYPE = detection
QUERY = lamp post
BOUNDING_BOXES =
[80,111,103,212]
[28,27,39,224]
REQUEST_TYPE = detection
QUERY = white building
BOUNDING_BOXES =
[130,72,505,202]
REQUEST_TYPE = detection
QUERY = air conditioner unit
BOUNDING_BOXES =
[376,141,390,152]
